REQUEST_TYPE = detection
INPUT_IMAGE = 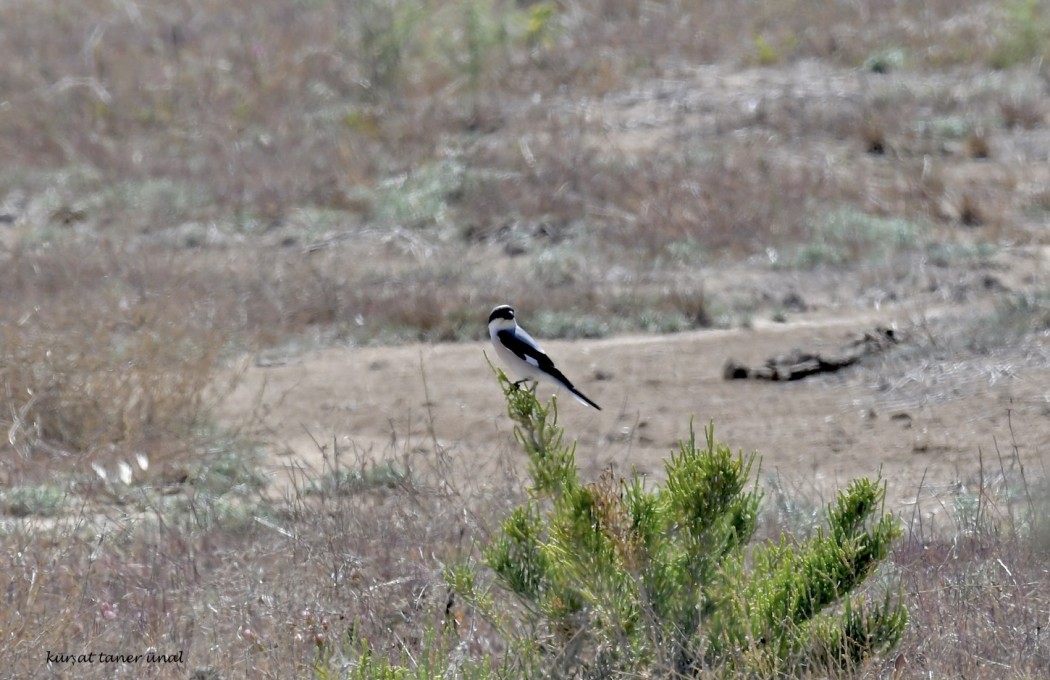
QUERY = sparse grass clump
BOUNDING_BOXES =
[790,208,929,269]
[968,289,1050,351]
[0,242,229,487]
[306,460,408,496]
[1,484,67,518]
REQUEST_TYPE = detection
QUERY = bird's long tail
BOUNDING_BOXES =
[545,366,601,411]
[567,385,602,411]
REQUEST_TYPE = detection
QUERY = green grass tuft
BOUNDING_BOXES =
[790,207,929,268]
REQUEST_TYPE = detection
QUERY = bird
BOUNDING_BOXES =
[488,304,601,410]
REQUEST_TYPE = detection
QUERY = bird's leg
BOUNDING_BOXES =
[511,379,529,390]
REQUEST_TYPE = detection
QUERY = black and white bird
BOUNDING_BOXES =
[488,304,601,411]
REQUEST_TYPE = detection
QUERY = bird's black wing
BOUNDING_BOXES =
[497,328,556,370]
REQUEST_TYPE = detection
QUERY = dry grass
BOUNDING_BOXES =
[0,438,506,679]
[3,429,1050,678]
[2,0,1050,676]
[0,242,228,486]
[892,439,1050,678]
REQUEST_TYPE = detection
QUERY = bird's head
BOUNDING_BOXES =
[488,304,517,332]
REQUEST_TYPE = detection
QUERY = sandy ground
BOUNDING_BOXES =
[217,257,1050,521]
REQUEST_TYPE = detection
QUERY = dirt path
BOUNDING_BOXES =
[217,288,1049,521]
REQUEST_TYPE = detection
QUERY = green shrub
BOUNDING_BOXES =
[455,370,907,677]
[989,0,1049,69]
